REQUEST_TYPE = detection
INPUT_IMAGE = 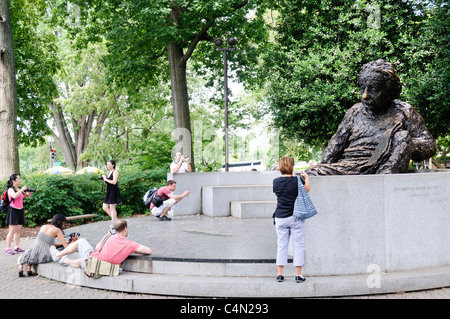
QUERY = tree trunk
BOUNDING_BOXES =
[49,101,77,170]
[49,98,110,171]
[167,41,195,171]
[0,0,20,179]
[76,110,95,168]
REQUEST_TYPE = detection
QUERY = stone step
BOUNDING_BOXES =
[202,185,276,217]
[122,255,297,277]
[36,261,450,298]
[230,200,276,219]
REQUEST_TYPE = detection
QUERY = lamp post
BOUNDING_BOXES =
[214,37,236,172]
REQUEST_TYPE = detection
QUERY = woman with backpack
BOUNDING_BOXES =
[4,174,33,256]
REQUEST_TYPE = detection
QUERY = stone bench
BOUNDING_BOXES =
[230,201,276,219]
[202,185,276,217]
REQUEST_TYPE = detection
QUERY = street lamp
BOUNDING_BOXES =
[214,37,236,172]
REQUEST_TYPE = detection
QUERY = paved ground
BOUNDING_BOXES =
[1,215,450,299]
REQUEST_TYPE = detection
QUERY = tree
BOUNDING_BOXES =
[51,0,271,170]
[261,0,449,156]
[0,0,20,178]
[46,37,171,170]
[49,40,113,169]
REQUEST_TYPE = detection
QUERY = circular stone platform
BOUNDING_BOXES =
[36,213,450,298]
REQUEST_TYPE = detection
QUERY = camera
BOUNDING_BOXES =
[98,175,104,180]
[67,232,80,243]
[26,188,36,193]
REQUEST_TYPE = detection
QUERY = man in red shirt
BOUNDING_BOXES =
[56,220,151,269]
[149,180,190,221]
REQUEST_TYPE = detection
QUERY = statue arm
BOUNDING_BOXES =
[402,103,436,161]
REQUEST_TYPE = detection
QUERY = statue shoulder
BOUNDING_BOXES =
[347,102,365,113]
[393,100,421,117]
[344,103,364,119]
[393,100,413,110]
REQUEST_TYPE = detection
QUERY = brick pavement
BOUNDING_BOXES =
[2,236,450,299]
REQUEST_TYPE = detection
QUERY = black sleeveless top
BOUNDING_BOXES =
[103,170,121,204]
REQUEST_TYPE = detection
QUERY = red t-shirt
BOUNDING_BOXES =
[149,186,171,210]
[92,234,140,265]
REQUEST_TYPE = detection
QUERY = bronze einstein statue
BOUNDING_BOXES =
[306,59,436,175]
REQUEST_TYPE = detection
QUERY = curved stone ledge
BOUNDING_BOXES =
[35,171,450,297]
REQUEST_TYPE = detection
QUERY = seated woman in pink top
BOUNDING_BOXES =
[4,174,33,256]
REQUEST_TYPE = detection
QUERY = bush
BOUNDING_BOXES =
[115,168,167,216]
[0,168,167,227]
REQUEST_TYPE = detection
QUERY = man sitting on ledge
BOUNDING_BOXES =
[56,219,151,270]
[306,59,436,175]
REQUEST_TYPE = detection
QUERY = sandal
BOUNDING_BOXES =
[26,266,36,276]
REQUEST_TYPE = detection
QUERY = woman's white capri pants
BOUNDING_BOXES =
[275,215,305,267]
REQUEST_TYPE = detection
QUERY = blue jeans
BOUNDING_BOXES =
[275,215,305,267]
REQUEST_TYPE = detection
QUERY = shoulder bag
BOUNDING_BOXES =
[293,176,318,220]
[84,234,120,279]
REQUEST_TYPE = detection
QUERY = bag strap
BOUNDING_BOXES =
[97,233,113,253]
[152,187,160,200]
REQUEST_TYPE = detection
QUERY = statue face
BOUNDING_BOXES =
[359,71,392,113]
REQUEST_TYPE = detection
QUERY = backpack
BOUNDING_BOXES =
[0,189,12,212]
[143,188,158,207]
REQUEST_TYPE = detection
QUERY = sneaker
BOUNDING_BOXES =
[50,245,59,261]
[295,275,306,283]
[5,248,15,256]
[14,247,25,253]
[276,275,284,282]
[59,255,68,266]
[158,215,172,221]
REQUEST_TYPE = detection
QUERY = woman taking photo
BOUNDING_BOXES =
[273,157,310,283]
[101,160,121,225]
[17,214,73,277]
[4,174,33,256]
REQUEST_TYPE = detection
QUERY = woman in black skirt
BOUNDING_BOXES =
[4,174,33,256]
[101,160,121,223]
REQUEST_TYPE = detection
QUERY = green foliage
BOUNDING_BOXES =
[261,0,449,149]
[52,0,270,90]
[0,169,167,227]
[22,174,102,227]
[11,0,60,146]
[114,168,167,216]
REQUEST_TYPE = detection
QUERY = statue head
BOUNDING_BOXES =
[358,59,402,113]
